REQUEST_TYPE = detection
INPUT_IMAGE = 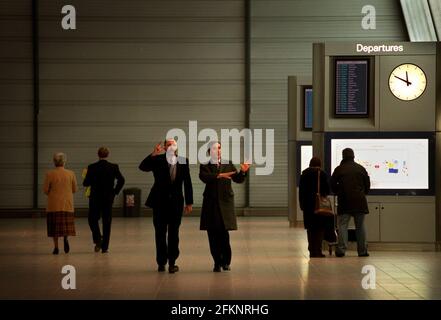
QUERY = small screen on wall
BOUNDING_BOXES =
[335,59,369,116]
[304,88,313,129]
[300,145,313,172]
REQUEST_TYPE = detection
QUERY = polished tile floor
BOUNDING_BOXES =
[1,217,441,300]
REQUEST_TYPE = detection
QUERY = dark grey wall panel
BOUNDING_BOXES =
[250,0,407,207]
[253,20,406,39]
[40,42,243,60]
[39,0,243,18]
[252,0,404,17]
[0,0,408,211]
[37,22,243,42]
[37,0,245,209]
[0,0,33,209]
[39,84,243,100]
[0,42,32,59]
[39,64,242,80]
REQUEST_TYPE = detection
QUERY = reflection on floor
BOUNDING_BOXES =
[0,216,440,300]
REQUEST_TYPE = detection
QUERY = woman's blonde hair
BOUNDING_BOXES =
[53,152,66,167]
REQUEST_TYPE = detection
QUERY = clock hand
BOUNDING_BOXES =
[394,74,412,86]
[406,71,409,86]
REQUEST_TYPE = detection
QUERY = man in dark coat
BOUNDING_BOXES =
[331,148,370,257]
[299,157,335,258]
[199,141,250,272]
[83,147,125,253]
[139,139,193,273]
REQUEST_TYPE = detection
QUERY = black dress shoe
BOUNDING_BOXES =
[335,252,345,257]
[52,248,59,255]
[169,265,179,274]
[358,252,370,257]
[94,244,101,252]
[213,265,221,272]
[63,237,70,253]
[222,265,231,271]
[102,249,109,254]
[158,265,166,272]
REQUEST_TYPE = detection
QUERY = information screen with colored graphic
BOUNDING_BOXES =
[330,139,429,189]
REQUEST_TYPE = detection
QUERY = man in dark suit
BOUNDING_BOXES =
[83,147,125,253]
[199,141,250,272]
[139,139,193,273]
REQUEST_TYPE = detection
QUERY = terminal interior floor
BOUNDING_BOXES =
[1,216,441,300]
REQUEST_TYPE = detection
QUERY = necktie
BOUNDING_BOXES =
[169,163,176,182]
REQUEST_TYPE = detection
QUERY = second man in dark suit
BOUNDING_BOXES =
[199,141,250,272]
[139,139,193,273]
[83,147,125,253]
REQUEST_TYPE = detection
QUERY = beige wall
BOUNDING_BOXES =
[250,0,407,207]
[37,0,245,208]
[0,0,34,208]
[0,0,407,210]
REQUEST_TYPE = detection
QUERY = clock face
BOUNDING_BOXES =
[388,63,426,101]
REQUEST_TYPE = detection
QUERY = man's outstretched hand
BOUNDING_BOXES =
[217,171,236,180]
[151,142,164,157]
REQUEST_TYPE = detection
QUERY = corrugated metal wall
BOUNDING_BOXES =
[249,0,407,207]
[0,0,407,211]
[36,0,245,209]
[0,0,34,208]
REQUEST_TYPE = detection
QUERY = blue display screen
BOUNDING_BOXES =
[304,88,313,130]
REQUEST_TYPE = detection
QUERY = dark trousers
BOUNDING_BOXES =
[88,198,113,251]
[153,207,182,266]
[307,228,324,256]
[207,229,232,266]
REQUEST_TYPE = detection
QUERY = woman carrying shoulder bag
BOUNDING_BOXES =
[299,157,335,258]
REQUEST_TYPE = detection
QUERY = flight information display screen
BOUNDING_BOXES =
[304,88,313,130]
[335,59,369,116]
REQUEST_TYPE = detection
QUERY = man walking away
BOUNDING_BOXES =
[83,147,125,253]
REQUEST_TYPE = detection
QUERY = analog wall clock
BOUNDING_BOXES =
[388,63,427,101]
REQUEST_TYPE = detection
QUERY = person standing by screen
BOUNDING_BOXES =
[331,148,370,257]
[199,141,250,272]
[299,157,335,258]
[83,147,125,253]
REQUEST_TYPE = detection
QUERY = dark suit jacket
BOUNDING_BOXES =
[331,159,371,215]
[199,162,247,231]
[138,154,193,211]
[83,160,125,202]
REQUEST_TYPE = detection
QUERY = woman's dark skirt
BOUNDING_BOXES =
[46,211,76,237]
[304,211,337,243]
